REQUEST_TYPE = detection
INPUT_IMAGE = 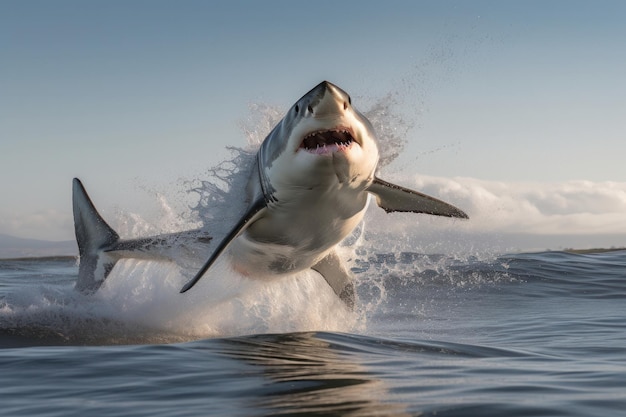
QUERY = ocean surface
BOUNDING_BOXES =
[1,250,624,416]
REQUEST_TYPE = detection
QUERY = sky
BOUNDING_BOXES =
[1,0,626,248]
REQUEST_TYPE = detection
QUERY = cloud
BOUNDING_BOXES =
[0,208,74,241]
[402,175,626,235]
[365,175,626,251]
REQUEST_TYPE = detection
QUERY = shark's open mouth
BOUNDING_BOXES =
[299,129,356,154]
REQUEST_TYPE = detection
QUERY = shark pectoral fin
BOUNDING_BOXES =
[311,250,355,310]
[367,176,469,219]
[73,178,121,294]
[179,197,267,293]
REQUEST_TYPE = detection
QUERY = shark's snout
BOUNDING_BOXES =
[306,81,351,118]
[295,81,358,155]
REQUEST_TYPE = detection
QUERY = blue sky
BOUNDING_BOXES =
[1,1,626,242]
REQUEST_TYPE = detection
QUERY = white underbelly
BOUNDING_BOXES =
[227,236,324,279]
[228,204,366,279]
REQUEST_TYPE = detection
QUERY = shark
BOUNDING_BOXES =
[72,81,468,308]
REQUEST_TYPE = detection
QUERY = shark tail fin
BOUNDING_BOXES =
[72,178,120,294]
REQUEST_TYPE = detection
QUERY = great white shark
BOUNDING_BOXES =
[73,81,468,308]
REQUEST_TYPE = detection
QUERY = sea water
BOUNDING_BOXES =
[0,251,625,416]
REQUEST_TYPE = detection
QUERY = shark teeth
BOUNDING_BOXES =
[300,129,355,152]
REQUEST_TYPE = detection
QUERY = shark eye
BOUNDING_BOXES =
[348,96,352,105]
[294,105,299,113]
[343,101,348,110]
[307,105,313,113]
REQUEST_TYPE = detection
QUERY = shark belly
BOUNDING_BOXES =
[229,185,368,279]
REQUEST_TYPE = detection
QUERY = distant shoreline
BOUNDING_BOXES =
[0,255,77,262]
[0,234,77,260]
[563,247,626,254]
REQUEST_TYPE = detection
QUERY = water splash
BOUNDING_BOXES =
[363,93,411,169]
[0,88,492,345]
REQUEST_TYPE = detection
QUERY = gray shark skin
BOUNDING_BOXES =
[72,178,211,294]
[73,81,468,308]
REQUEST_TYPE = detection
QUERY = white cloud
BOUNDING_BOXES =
[0,208,74,241]
[402,175,626,235]
[365,174,626,251]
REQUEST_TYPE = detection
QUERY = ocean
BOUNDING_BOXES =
[1,249,624,416]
